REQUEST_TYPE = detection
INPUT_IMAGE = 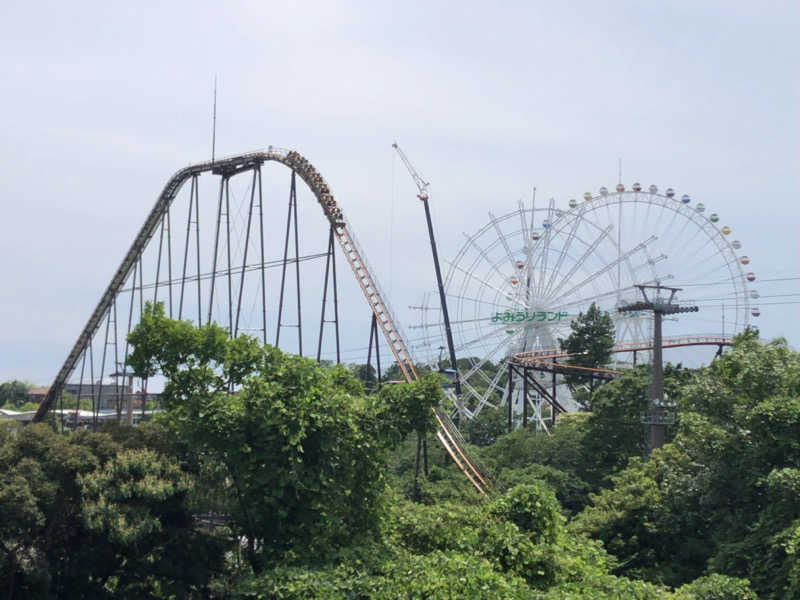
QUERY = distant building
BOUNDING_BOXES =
[27,382,159,410]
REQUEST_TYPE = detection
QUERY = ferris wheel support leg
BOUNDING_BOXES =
[552,359,557,424]
[522,367,528,428]
[506,365,515,432]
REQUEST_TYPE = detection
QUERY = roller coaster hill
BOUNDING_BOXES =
[27,148,758,496]
[30,147,490,495]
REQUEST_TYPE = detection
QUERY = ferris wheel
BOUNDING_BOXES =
[412,183,757,420]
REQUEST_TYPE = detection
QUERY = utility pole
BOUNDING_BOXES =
[618,284,697,452]
[392,143,463,413]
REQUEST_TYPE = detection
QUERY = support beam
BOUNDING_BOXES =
[619,284,697,453]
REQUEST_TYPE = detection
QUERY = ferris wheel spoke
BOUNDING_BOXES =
[456,322,520,355]
[489,211,520,275]
[446,259,530,310]
[545,224,614,299]
[448,291,515,309]
[688,257,742,285]
[461,377,491,408]
[670,210,702,252]
[541,210,583,297]
[550,236,657,306]
[666,222,713,268]
[508,258,531,308]
[463,232,516,288]
[461,334,513,381]
[661,205,685,246]
[534,199,556,298]
[639,251,667,283]
[654,196,672,236]
[482,360,507,396]
[677,234,722,272]
[474,366,507,414]
[455,324,513,354]
[557,285,636,312]
[413,312,498,332]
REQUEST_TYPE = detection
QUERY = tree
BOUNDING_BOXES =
[673,574,756,600]
[568,331,800,596]
[0,422,222,599]
[80,448,224,597]
[464,406,508,446]
[559,303,615,394]
[351,362,377,389]
[126,302,442,572]
[0,380,32,409]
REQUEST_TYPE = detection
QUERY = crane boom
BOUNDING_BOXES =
[392,142,429,200]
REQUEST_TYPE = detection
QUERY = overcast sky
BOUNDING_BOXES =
[1,0,798,384]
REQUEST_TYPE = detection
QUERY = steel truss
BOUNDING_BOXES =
[33,147,489,495]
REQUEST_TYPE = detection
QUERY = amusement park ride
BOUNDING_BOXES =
[412,182,756,433]
[31,145,758,495]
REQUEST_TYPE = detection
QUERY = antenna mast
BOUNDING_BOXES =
[211,76,217,163]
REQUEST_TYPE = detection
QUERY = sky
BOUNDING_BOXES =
[1,0,798,385]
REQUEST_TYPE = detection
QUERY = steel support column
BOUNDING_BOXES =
[316,227,341,363]
[276,171,302,354]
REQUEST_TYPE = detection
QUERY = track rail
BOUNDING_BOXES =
[511,334,733,365]
[33,148,488,494]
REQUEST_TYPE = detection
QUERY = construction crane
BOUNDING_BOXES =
[392,142,463,412]
[392,142,430,201]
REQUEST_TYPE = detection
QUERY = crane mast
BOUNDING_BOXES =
[392,142,463,413]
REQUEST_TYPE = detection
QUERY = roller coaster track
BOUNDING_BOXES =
[33,148,491,495]
[510,335,733,366]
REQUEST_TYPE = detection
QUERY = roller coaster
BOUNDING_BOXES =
[31,148,490,494]
[31,148,757,496]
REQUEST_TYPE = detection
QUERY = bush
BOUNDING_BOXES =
[673,574,757,600]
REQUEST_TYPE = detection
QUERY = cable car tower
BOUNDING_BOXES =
[619,284,698,452]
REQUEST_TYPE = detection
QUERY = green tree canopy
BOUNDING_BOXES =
[559,303,615,394]
[126,302,442,572]
[0,422,222,599]
[572,330,800,597]
[0,380,32,409]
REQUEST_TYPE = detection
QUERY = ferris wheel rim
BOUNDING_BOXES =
[415,184,755,419]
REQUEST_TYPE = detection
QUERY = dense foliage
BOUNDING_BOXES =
[0,380,32,409]
[126,302,441,572]
[4,317,797,598]
[559,302,615,394]
[574,330,800,596]
[0,422,223,598]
